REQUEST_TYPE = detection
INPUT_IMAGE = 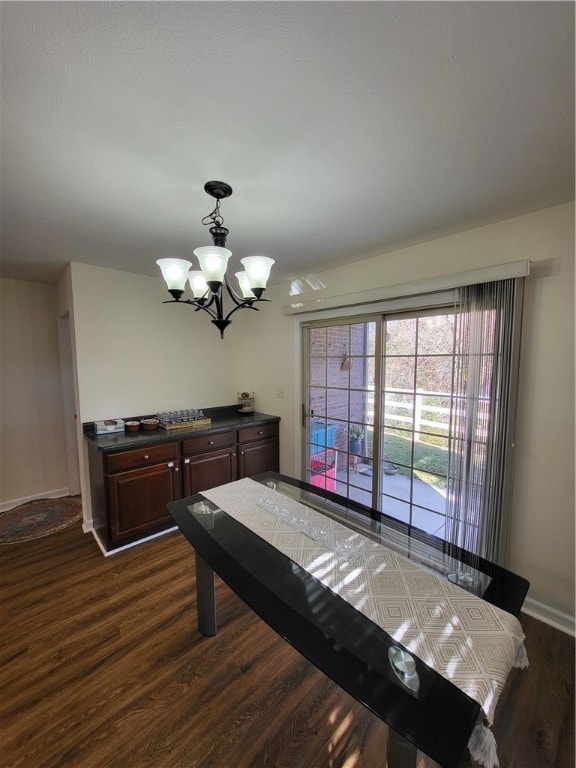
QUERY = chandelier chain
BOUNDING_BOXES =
[201,199,224,228]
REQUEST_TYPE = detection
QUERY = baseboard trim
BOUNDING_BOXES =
[90,529,109,556]
[522,597,575,637]
[0,488,71,513]
[90,526,178,557]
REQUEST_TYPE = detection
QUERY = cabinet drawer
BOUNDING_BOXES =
[105,442,179,473]
[182,429,235,455]
[238,422,279,443]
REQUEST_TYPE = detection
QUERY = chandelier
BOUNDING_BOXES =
[156,181,274,338]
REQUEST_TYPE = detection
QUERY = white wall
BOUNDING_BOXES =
[0,278,69,506]
[69,261,257,421]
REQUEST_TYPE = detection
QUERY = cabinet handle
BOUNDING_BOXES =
[144,454,149,460]
[258,430,263,435]
[184,458,190,464]
[168,462,174,468]
[208,440,214,446]
[241,451,245,455]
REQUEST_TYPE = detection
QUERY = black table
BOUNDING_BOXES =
[167,471,529,768]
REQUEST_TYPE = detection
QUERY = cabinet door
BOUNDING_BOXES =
[108,461,179,543]
[182,447,238,496]
[238,437,279,479]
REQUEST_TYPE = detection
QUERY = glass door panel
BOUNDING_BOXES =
[303,319,377,509]
[380,312,456,536]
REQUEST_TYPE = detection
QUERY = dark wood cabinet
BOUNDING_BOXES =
[182,430,238,496]
[86,415,279,552]
[238,422,279,478]
[182,423,280,493]
[105,442,179,544]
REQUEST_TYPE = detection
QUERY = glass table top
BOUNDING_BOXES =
[168,471,529,768]
[259,475,493,599]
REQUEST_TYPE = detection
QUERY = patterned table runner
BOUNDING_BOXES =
[202,478,526,730]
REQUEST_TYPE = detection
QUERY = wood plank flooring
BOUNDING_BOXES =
[1,523,573,768]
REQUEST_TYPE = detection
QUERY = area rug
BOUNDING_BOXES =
[0,497,82,544]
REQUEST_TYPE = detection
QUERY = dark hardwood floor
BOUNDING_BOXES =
[1,522,573,768]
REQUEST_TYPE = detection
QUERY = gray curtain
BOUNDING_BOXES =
[446,278,524,564]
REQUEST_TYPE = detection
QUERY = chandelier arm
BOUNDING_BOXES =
[162,297,218,321]
[195,287,222,321]
[192,301,218,321]
[193,290,216,311]
[222,273,249,307]
[223,295,271,323]
[223,299,260,323]
[222,271,273,321]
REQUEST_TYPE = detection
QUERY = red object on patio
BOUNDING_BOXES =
[310,449,337,492]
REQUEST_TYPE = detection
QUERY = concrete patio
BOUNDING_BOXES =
[333,462,448,538]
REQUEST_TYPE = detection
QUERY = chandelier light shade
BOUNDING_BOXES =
[235,271,255,299]
[156,258,193,297]
[188,271,209,298]
[156,181,274,338]
[193,245,232,287]
[240,256,275,297]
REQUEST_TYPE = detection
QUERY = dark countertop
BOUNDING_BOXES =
[83,408,280,453]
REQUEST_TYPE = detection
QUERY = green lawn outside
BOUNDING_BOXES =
[368,430,449,487]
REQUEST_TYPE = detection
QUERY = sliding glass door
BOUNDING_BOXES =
[302,279,522,562]
[302,311,457,536]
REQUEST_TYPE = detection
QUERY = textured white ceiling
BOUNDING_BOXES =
[1,2,574,285]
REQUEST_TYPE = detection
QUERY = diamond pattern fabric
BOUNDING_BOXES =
[202,477,526,722]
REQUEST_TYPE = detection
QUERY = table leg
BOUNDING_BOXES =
[195,552,217,636]
[387,727,417,767]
